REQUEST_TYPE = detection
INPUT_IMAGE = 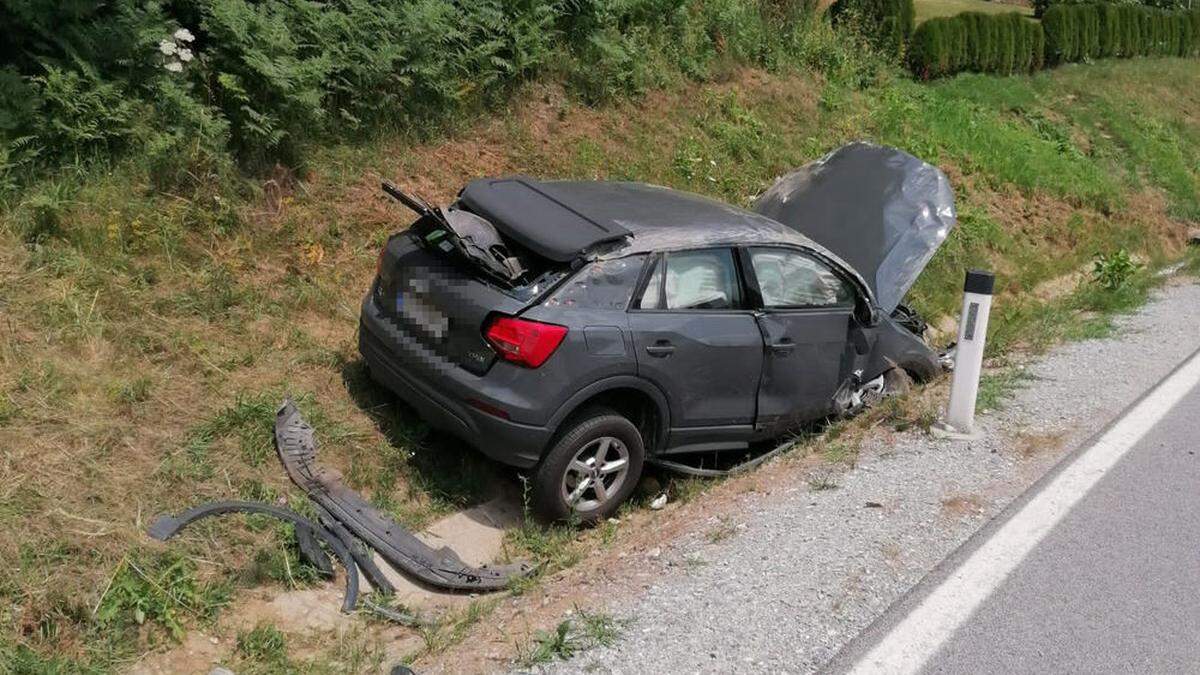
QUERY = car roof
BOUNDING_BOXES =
[457,175,873,299]
[460,175,808,252]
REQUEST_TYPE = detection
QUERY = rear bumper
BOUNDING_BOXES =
[358,294,548,469]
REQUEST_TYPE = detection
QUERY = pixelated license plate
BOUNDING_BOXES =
[397,292,450,340]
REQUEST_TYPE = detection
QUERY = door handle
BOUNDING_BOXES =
[645,340,675,357]
[768,339,795,356]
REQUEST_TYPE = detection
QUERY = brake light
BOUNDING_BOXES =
[484,316,567,368]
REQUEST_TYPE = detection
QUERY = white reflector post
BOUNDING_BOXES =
[941,270,995,437]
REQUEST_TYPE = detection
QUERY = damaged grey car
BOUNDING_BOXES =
[360,142,956,523]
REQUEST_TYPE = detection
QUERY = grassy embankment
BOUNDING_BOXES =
[2,36,1198,674]
[915,0,1034,24]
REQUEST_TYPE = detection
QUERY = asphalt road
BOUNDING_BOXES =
[836,350,1200,675]
[546,281,1200,675]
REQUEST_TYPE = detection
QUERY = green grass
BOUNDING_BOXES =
[915,0,1034,24]
[976,368,1036,412]
[517,608,624,667]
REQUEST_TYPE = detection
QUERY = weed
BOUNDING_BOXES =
[178,392,277,474]
[975,368,1035,412]
[109,376,152,407]
[667,477,709,505]
[95,551,231,641]
[706,516,740,543]
[807,468,840,491]
[1184,247,1200,276]
[245,525,325,590]
[504,519,581,595]
[822,440,856,465]
[871,393,940,432]
[417,598,500,657]
[0,394,16,426]
[518,607,624,666]
[1091,248,1141,291]
[236,623,289,668]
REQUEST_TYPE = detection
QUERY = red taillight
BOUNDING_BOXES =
[484,316,567,368]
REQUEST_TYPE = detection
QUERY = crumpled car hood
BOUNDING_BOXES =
[752,142,957,313]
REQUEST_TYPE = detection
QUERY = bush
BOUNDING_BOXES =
[1044,4,1200,64]
[830,0,916,58]
[0,0,832,197]
[908,12,1044,79]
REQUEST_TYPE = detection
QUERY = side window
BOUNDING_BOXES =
[634,249,742,310]
[548,254,647,310]
[634,257,664,309]
[665,249,741,310]
[749,247,853,309]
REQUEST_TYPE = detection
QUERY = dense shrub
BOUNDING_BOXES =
[830,0,916,58]
[1043,4,1200,64]
[913,4,1199,78]
[1033,0,1190,20]
[909,13,1044,79]
[0,0,827,195]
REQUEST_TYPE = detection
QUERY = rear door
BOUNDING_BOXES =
[744,246,857,432]
[628,248,763,428]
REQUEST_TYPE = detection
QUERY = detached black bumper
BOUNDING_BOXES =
[358,296,548,469]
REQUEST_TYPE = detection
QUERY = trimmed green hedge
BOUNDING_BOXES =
[910,5,1200,78]
[909,13,1044,79]
[830,0,916,57]
[1044,4,1200,64]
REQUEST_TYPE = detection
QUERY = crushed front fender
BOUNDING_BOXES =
[274,399,532,591]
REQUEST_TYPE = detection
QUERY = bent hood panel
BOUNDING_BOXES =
[752,142,957,313]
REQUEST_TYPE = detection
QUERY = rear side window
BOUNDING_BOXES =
[545,255,647,310]
[636,249,742,310]
[749,247,853,308]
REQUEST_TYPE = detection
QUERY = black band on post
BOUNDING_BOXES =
[963,269,995,295]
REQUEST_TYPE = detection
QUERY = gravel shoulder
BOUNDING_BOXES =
[539,278,1200,675]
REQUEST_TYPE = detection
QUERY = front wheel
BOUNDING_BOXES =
[531,409,645,525]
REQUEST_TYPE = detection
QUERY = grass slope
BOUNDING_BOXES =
[914,0,1034,24]
[1,57,1198,671]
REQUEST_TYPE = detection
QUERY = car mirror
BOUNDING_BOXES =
[855,297,882,327]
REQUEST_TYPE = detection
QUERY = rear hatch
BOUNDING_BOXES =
[374,210,567,375]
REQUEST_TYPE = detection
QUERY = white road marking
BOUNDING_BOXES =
[849,348,1200,675]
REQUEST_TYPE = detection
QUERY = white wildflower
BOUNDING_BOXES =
[159,39,177,55]
[164,60,184,73]
[178,48,193,62]
[173,28,195,42]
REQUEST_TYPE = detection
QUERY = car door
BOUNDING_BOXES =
[744,246,858,433]
[628,248,763,429]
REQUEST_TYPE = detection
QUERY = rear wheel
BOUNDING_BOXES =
[531,409,644,524]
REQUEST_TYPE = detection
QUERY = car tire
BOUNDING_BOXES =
[531,408,645,525]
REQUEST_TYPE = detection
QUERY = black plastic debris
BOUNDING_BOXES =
[148,500,361,612]
[147,397,533,617]
[274,399,532,591]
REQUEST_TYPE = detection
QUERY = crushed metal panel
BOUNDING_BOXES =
[274,399,533,592]
[753,142,957,313]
